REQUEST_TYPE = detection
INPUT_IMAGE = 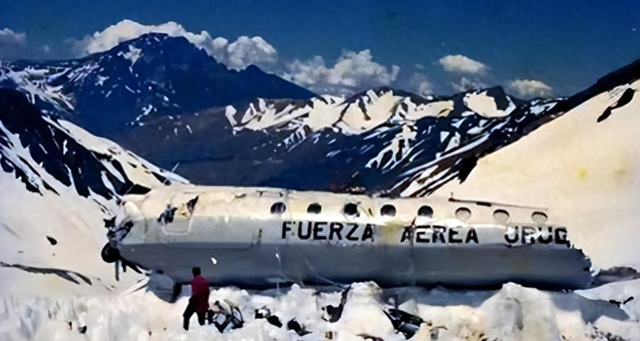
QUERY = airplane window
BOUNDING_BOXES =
[271,202,286,214]
[380,204,396,217]
[493,209,510,224]
[532,211,548,225]
[344,203,358,216]
[455,207,472,222]
[307,203,322,214]
[417,205,433,218]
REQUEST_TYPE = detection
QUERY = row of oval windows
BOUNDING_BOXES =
[270,202,549,224]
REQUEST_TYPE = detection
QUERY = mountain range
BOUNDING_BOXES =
[0,33,315,137]
[2,33,639,198]
[2,32,640,200]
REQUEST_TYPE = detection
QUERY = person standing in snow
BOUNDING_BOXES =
[182,267,210,330]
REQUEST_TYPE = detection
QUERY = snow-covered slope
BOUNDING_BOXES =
[0,33,315,136]
[0,88,185,202]
[433,78,640,273]
[388,60,640,198]
[0,88,186,296]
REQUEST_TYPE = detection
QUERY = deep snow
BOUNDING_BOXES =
[1,279,639,341]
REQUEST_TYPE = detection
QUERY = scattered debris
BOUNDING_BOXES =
[255,306,284,328]
[255,307,309,335]
[384,308,424,339]
[208,300,244,333]
[266,315,283,328]
[254,307,270,319]
[324,286,350,322]
[287,319,310,336]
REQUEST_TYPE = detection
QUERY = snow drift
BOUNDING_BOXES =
[0,280,639,341]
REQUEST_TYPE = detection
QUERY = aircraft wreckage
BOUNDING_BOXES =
[103,185,592,290]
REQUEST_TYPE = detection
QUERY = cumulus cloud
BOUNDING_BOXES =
[438,55,488,74]
[508,79,552,98]
[69,20,402,94]
[215,36,278,71]
[69,20,278,70]
[410,73,433,96]
[284,49,400,94]
[0,28,27,58]
[451,77,486,92]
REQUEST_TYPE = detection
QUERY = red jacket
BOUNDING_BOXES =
[190,275,210,313]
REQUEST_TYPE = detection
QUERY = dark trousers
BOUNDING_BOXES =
[183,300,206,330]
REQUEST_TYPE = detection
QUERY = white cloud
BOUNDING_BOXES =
[438,55,488,74]
[451,77,486,92]
[40,45,51,53]
[410,73,433,96]
[0,28,27,58]
[70,20,278,71]
[69,20,403,94]
[285,49,400,94]
[508,79,552,98]
[414,63,425,70]
[215,36,278,71]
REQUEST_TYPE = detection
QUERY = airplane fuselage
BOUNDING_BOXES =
[111,185,592,289]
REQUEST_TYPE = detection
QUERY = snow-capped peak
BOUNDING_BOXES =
[120,45,143,66]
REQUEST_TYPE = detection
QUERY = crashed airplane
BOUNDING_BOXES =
[103,185,592,290]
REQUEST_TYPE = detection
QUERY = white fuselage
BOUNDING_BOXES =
[113,185,592,289]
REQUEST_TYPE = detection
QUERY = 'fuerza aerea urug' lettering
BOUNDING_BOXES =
[282,221,375,242]
[282,221,571,247]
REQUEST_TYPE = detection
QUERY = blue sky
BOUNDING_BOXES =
[1,0,640,96]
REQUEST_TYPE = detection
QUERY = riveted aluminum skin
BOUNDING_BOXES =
[114,185,592,289]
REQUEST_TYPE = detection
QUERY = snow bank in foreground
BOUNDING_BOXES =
[0,280,638,341]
